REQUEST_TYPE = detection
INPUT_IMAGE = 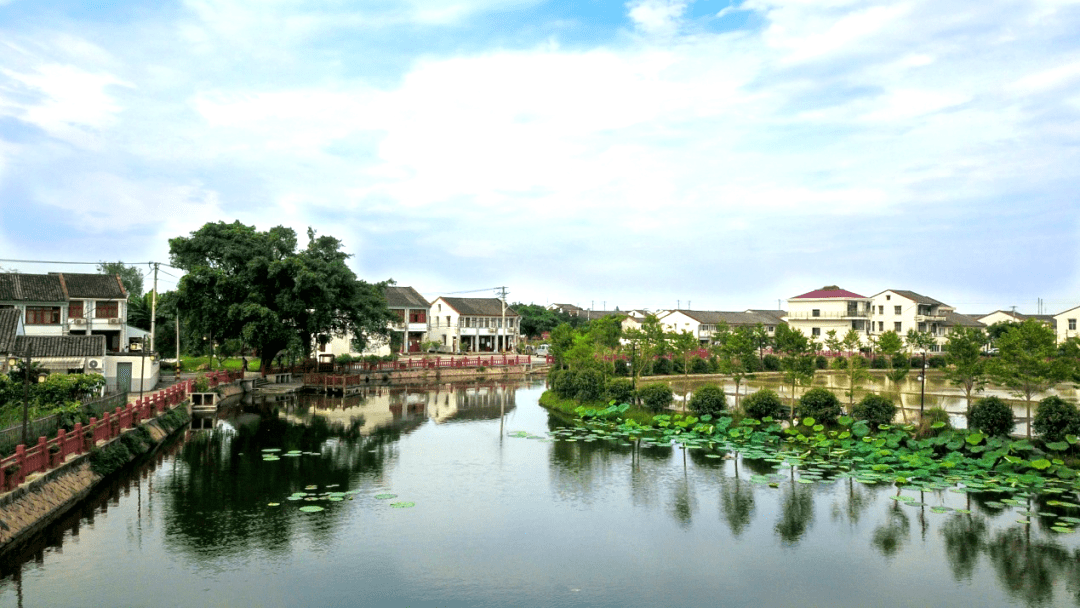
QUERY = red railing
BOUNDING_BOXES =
[0,373,239,493]
[334,354,534,373]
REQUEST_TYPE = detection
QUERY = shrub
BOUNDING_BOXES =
[572,369,605,402]
[613,359,630,377]
[639,383,674,413]
[707,356,721,373]
[743,389,783,420]
[910,356,923,369]
[743,356,764,373]
[192,374,210,393]
[691,357,710,374]
[605,378,635,405]
[830,357,848,370]
[815,355,828,370]
[689,384,726,417]
[550,369,575,399]
[968,396,1015,437]
[852,394,897,427]
[870,357,888,370]
[652,357,673,375]
[928,355,946,369]
[762,354,781,371]
[917,406,951,438]
[850,355,869,370]
[891,356,910,370]
[1033,396,1080,444]
[798,387,842,425]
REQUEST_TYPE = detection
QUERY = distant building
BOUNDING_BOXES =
[658,310,784,345]
[429,297,519,353]
[1055,305,1080,344]
[319,286,431,358]
[0,272,129,352]
[785,288,873,344]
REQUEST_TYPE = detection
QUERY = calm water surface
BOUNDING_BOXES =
[2,380,1080,607]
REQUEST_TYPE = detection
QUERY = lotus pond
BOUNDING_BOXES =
[2,380,1080,607]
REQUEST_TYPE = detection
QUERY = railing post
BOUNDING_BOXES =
[36,436,47,472]
[57,428,67,461]
[74,422,84,453]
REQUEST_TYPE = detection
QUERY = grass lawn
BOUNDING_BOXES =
[538,391,659,426]
[175,356,262,372]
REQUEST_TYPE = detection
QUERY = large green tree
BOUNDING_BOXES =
[944,326,989,414]
[841,329,870,413]
[775,323,815,417]
[170,221,394,375]
[98,261,144,297]
[987,320,1066,438]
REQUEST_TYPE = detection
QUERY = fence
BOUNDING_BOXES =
[0,369,238,493]
[0,392,130,458]
[330,354,539,374]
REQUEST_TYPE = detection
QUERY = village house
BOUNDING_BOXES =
[658,310,784,345]
[865,290,984,352]
[1055,305,1080,344]
[318,286,431,358]
[428,297,519,353]
[785,288,873,344]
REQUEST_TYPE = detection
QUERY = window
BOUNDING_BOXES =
[886,295,891,300]
[877,321,884,332]
[812,309,820,318]
[409,310,426,323]
[26,307,61,324]
[69,300,84,319]
[97,301,119,319]
[812,327,821,336]
[894,322,902,332]
[394,309,406,322]
[918,323,927,332]
[1070,319,1077,331]
[930,344,940,352]
[894,306,902,315]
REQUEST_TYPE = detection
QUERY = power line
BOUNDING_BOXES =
[0,258,181,270]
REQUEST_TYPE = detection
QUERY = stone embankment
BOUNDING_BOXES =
[0,405,191,556]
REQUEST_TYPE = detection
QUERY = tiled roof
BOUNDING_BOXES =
[57,273,127,299]
[883,290,949,307]
[0,309,19,353]
[384,286,429,309]
[792,289,866,299]
[14,335,106,358]
[746,309,786,322]
[942,312,985,328]
[673,310,782,326]
[0,273,66,302]
[438,297,519,317]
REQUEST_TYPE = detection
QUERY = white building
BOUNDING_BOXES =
[785,288,873,345]
[1055,305,1080,344]
[866,289,972,352]
[428,297,519,353]
[658,310,784,345]
[318,286,431,358]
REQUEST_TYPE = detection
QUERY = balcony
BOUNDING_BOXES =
[916,314,946,323]
[787,311,869,320]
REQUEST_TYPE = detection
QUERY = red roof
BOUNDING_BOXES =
[792,289,866,299]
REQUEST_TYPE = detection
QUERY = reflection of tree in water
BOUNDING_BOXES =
[940,514,987,581]
[162,413,420,560]
[741,457,776,477]
[870,503,910,559]
[831,478,873,527]
[671,474,694,529]
[775,481,815,545]
[547,432,634,505]
[984,527,1080,607]
[720,478,755,538]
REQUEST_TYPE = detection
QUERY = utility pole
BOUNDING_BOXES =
[498,286,508,352]
[175,308,181,383]
[21,347,30,447]
[150,262,159,353]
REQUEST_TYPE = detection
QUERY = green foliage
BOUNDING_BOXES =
[688,384,726,417]
[830,357,848,370]
[762,354,781,371]
[869,357,888,369]
[572,368,606,402]
[639,383,674,413]
[743,389,783,420]
[690,357,710,374]
[510,303,577,339]
[652,357,673,375]
[917,406,952,438]
[815,355,828,369]
[97,261,144,297]
[613,359,630,377]
[605,378,635,405]
[968,396,1016,437]
[1032,396,1080,445]
[852,394,897,428]
[89,440,133,476]
[987,320,1066,437]
[170,221,395,375]
[798,387,842,425]
[944,326,989,410]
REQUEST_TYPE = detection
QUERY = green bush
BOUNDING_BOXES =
[691,357,710,374]
[815,355,828,370]
[762,354,781,371]
[917,406,952,438]
[743,389,783,420]
[798,388,842,425]
[613,359,630,377]
[968,396,1015,437]
[605,378,635,405]
[852,394,897,427]
[850,355,868,370]
[707,356,721,373]
[870,357,888,369]
[1032,396,1080,444]
[652,357,673,375]
[830,357,848,370]
[550,369,575,399]
[572,368,606,402]
[743,356,764,373]
[639,383,674,413]
[928,355,946,369]
[689,384,726,417]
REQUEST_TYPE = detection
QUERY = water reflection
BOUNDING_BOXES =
[719,478,755,538]
[775,481,815,544]
[871,503,910,558]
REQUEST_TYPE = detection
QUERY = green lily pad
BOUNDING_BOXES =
[262,448,281,453]
[268,502,280,507]
[299,505,325,513]
[390,502,415,508]
[262,456,280,461]
[374,493,397,499]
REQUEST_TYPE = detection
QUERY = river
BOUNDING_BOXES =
[1,379,1079,607]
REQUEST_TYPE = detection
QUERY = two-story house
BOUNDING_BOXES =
[318,285,432,358]
[57,272,129,353]
[785,288,873,345]
[659,310,784,345]
[1055,305,1080,344]
[428,297,519,353]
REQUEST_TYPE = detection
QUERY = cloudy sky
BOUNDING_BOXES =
[0,0,1077,314]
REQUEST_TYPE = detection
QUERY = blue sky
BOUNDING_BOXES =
[0,0,1077,315]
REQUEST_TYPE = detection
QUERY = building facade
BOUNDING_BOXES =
[429,297,519,353]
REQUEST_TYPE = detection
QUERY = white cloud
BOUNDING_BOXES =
[627,0,689,35]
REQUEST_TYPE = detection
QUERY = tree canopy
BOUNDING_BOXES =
[169,221,394,374]
[98,261,144,297]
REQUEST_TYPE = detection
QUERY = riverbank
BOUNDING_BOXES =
[537,391,659,425]
[0,404,191,556]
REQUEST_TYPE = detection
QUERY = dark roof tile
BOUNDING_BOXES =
[384,286,429,309]
[0,273,66,302]
[438,297,519,317]
[56,273,127,299]
[14,335,106,358]
[0,309,19,353]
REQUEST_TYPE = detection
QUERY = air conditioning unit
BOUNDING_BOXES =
[71,318,86,325]
[108,318,122,325]
[88,359,100,369]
